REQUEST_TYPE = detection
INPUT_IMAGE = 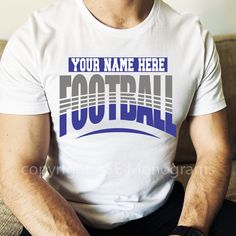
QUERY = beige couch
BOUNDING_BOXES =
[0,35,236,235]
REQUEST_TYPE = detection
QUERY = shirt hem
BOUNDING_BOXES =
[188,99,226,116]
[0,102,50,115]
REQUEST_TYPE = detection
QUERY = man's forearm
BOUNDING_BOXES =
[0,168,90,236]
[177,151,231,235]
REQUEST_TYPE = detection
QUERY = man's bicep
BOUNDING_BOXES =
[188,109,231,158]
[0,113,50,170]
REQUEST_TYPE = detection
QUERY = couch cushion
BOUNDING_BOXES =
[215,35,236,160]
[0,40,6,58]
[0,198,22,236]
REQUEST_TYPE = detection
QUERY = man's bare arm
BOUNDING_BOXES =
[0,114,90,236]
[177,110,232,235]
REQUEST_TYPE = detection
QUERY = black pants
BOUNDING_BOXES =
[20,182,236,236]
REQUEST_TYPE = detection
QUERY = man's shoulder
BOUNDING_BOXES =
[3,0,78,58]
[159,0,202,32]
[32,0,77,25]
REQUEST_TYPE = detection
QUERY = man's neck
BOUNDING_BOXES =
[83,0,154,29]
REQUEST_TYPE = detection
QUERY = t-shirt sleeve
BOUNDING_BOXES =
[0,15,50,115]
[188,27,226,116]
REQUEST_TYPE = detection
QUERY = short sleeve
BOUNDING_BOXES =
[188,28,226,116]
[0,15,50,115]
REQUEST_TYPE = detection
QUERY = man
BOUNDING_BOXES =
[0,0,235,235]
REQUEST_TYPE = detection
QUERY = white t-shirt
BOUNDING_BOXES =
[0,0,226,229]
